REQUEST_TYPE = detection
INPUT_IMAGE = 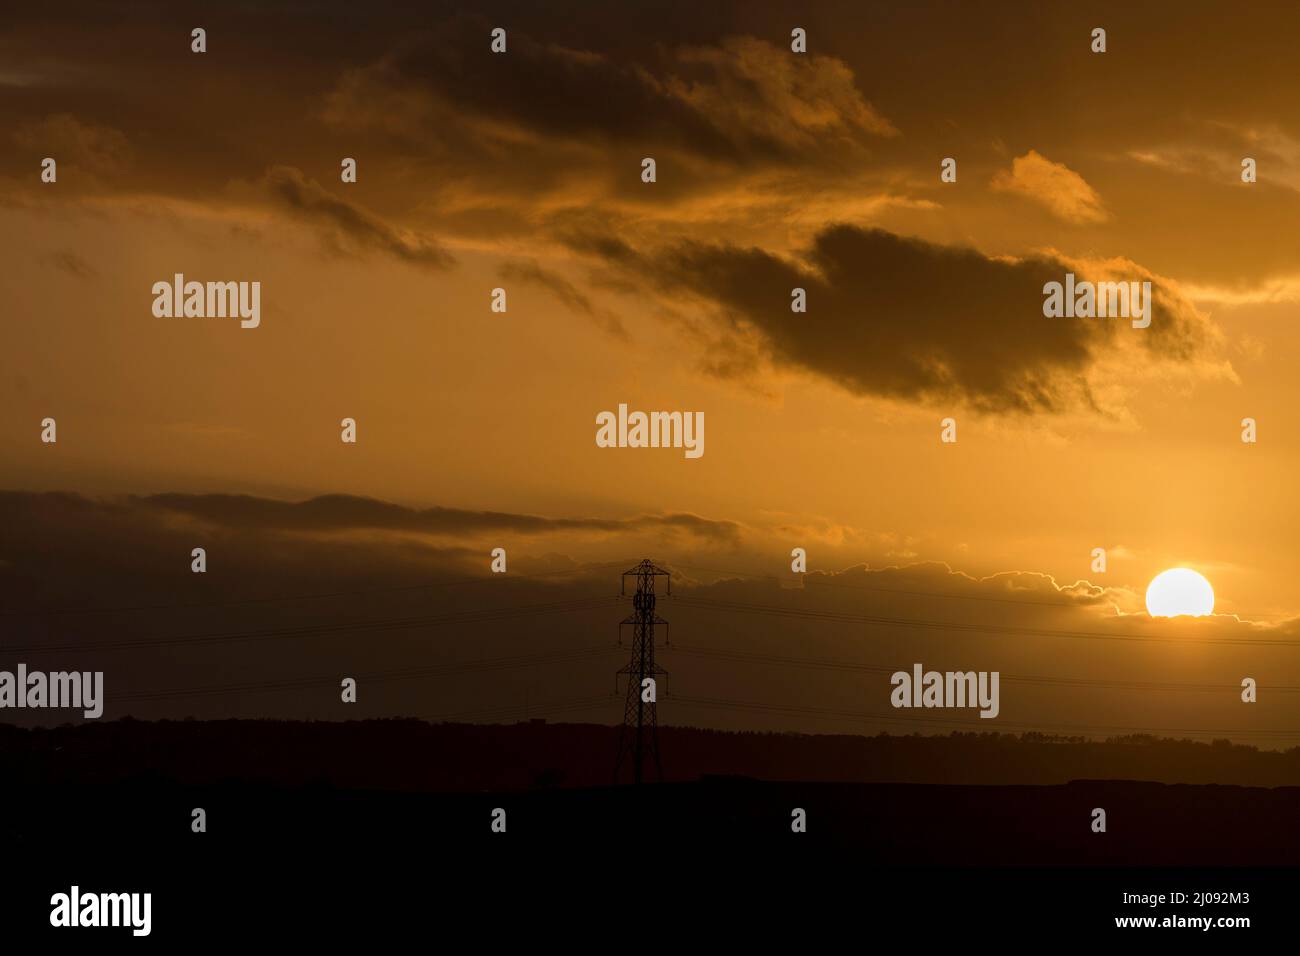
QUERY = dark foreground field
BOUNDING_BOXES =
[3,776,1294,940]
[6,775,1300,864]
[2,719,1293,940]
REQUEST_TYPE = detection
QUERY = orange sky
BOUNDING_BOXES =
[3,1,1299,743]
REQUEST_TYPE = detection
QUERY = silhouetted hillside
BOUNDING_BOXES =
[5,719,1297,939]
[4,717,1300,791]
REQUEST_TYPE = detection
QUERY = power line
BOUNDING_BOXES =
[0,560,631,619]
[671,595,1300,647]
[7,554,1286,656]
[666,561,1284,624]
[114,681,1300,742]
[404,687,1300,742]
[423,693,617,724]
[295,692,618,726]
[669,644,1300,693]
[114,645,620,702]
[665,693,1300,741]
[1,596,621,654]
[9,556,1290,743]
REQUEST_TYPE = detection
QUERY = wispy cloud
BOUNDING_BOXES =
[992,150,1108,224]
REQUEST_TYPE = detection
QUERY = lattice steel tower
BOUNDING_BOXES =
[613,559,670,784]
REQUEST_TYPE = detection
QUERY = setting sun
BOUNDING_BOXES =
[1145,568,1215,617]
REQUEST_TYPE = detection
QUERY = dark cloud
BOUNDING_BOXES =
[39,249,96,278]
[5,491,744,544]
[500,259,594,314]
[324,17,892,167]
[572,224,1220,414]
[3,1,1300,290]
[498,258,629,339]
[260,166,454,269]
[12,113,132,176]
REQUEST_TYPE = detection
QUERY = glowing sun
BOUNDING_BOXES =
[1145,568,1215,617]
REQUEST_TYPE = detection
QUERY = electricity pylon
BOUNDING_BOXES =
[613,559,670,784]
